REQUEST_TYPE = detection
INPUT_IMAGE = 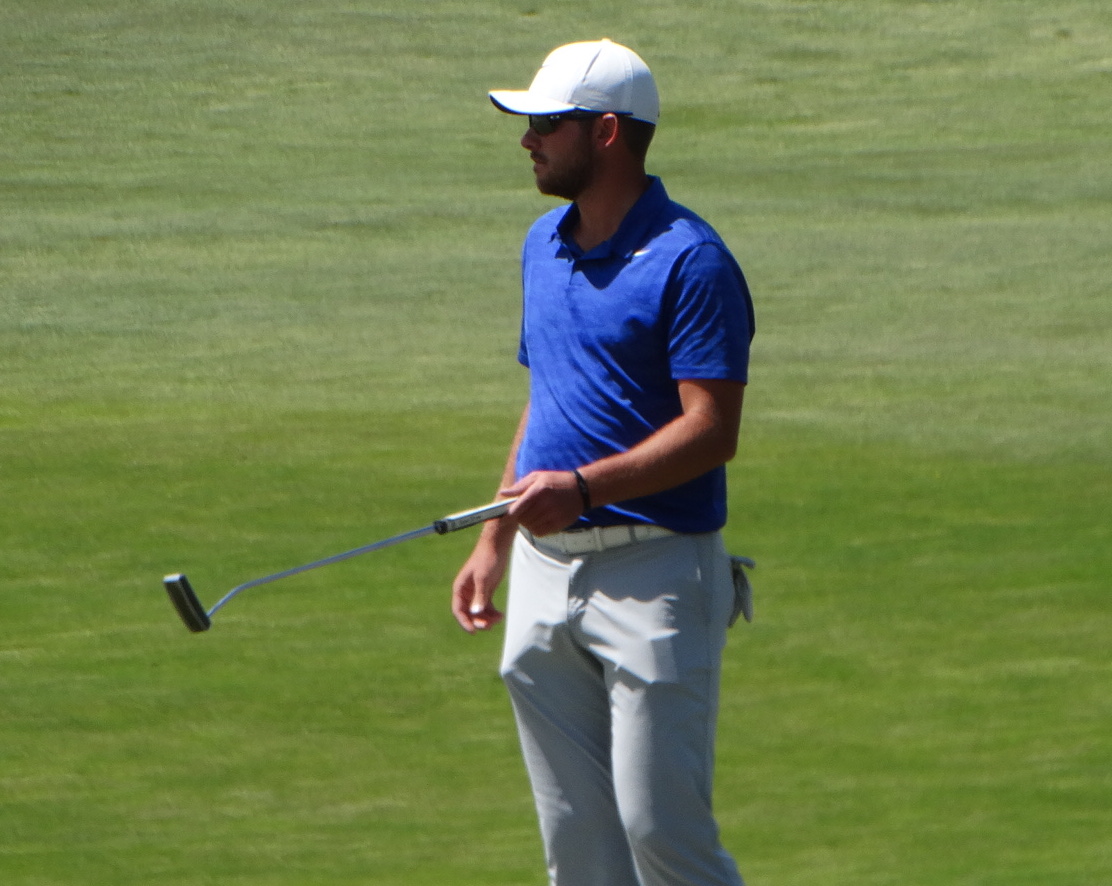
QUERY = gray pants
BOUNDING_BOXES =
[501,530,745,886]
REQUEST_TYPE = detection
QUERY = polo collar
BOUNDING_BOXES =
[553,176,669,262]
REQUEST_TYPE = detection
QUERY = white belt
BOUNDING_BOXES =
[522,524,675,556]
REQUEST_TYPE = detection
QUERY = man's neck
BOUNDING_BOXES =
[572,172,651,252]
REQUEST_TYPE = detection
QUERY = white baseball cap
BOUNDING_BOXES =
[489,39,660,125]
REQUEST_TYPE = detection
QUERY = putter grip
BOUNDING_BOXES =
[434,499,515,534]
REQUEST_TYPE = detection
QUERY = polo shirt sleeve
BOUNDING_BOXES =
[667,241,754,384]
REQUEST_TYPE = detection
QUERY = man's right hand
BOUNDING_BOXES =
[451,538,510,633]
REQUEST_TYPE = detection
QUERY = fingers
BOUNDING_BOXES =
[453,595,505,633]
[452,565,505,634]
[466,601,505,633]
[500,476,532,498]
[451,579,481,633]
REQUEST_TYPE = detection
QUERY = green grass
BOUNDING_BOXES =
[2,1,1110,884]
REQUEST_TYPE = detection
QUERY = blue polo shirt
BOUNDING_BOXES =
[516,177,754,533]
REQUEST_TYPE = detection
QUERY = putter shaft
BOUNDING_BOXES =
[162,498,515,631]
[206,524,437,617]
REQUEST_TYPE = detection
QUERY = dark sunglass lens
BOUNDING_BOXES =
[529,115,557,135]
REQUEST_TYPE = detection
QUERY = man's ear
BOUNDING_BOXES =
[595,113,622,149]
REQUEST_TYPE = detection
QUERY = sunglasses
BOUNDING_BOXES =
[527,110,606,136]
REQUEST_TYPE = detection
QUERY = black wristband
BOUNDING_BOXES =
[572,469,592,514]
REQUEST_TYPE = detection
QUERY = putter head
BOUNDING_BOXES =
[163,573,211,633]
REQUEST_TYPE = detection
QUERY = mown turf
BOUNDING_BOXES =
[2,1,1109,884]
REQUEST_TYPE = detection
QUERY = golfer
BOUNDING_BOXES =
[452,39,755,886]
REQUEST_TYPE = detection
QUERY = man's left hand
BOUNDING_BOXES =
[501,471,585,537]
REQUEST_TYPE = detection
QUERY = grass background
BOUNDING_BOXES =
[2,1,1109,883]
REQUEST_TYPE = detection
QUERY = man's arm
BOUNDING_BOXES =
[503,379,745,537]
[450,402,529,633]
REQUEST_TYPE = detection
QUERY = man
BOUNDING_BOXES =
[452,39,754,886]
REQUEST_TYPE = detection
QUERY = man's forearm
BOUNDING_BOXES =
[502,380,744,537]
[579,379,744,510]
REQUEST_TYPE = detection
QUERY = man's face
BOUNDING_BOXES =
[521,116,597,201]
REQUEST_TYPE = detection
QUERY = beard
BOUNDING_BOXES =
[533,126,595,200]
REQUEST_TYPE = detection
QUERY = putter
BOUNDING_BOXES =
[163,498,515,633]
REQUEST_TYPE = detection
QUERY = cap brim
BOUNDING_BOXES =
[489,89,578,116]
